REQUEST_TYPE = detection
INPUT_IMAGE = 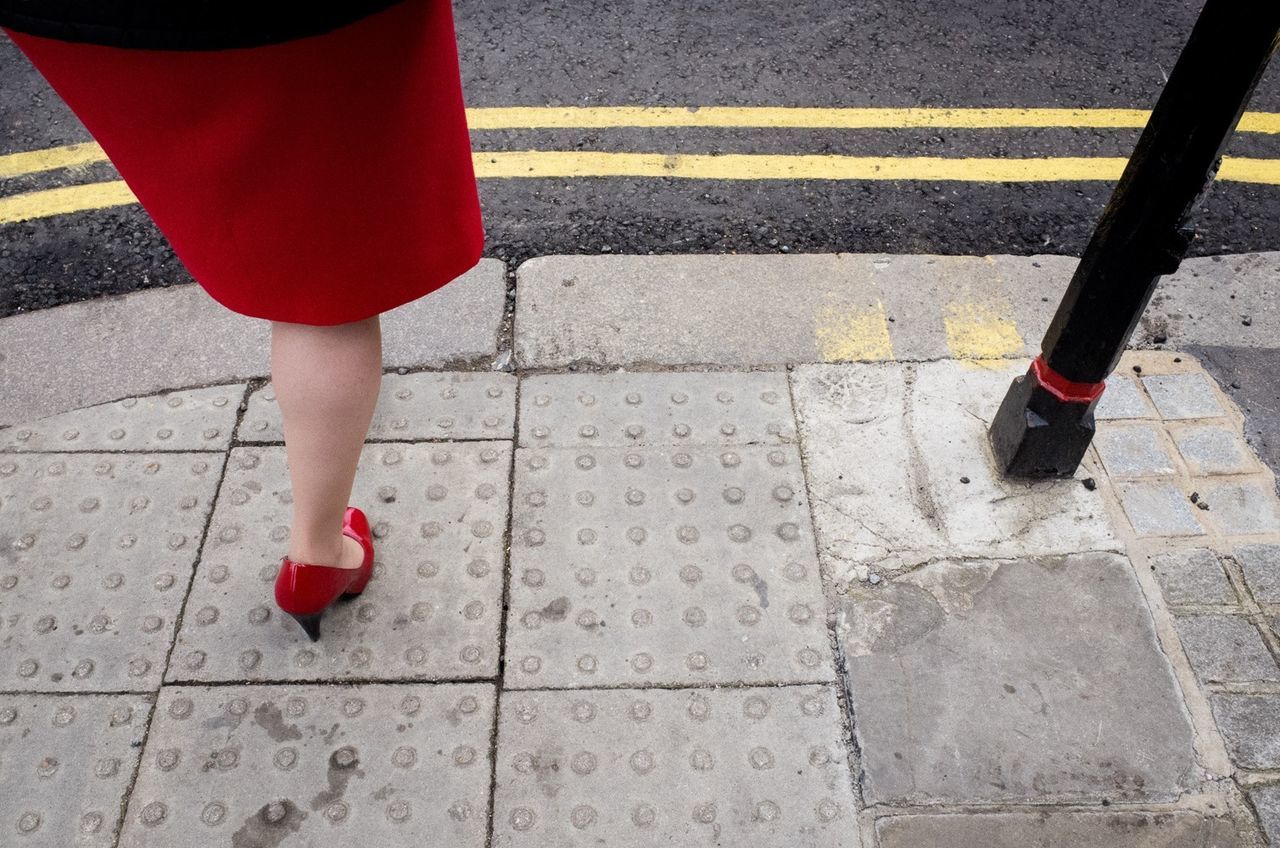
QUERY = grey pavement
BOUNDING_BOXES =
[3,258,1280,847]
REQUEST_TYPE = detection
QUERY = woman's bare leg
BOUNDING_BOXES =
[270,316,382,570]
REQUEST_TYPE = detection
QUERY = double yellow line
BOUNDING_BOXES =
[3,106,1279,225]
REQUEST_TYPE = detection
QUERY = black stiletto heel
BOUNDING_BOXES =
[289,612,323,642]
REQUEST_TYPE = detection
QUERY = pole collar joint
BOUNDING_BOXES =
[1031,355,1106,404]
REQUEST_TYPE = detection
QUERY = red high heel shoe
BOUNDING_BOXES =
[274,506,375,641]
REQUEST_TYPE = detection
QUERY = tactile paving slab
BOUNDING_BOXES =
[0,452,222,691]
[169,443,510,682]
[239,372,517,442]
[2,384,243,452]
[120,684,493,848]
[506,445,833,688]
[1,693,152,847]
[519,371,795,447]
[492,685,858,847]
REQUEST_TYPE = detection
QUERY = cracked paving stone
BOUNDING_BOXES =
[1148,548,1235,605]
[119,684,493,847]
[518,371,795,447]
[505,445,833,688]
[1,693,151,847]
[836,552,1196,804]
[1172,614,1280,684]
[239,372,516,442]
[0,452,221,691]
[492,685,858,847]
[1,384,243,452]
[169,444,509,682]
[793,361,1115,577]
[1209,694,1280,770]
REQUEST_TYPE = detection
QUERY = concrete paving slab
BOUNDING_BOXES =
[120,683,493,848]
[1236,544,1280,603]
[1143,373,1227,420]
[518,371,795,448]
[793,361,1115,577]
[1172,614,1280,684]
[1251,785,1280,847]
[1,694,152,847]
[1096,373,1158,421]
[1148,548,1236,606]
[1,384,244,452]
[1093,424,1178,477]
[1152,253,1279,350]
[1190,345,1280,490]
[239,372,517,443]
[0,452,221,691]
[1116,482,1208,537]
[169,443,509,683]
[836,552,1197,805]
[1171,424,1259,476]
[505,445,832,688]
[1198,482,1280,536]
[491,685,857,847]
[515,253,897,368]
[1210,694,1280,770]
[0,260,506,426]
[875,810,1240,848]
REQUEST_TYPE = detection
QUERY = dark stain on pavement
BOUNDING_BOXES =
[310,746,363,811]
[540,596,570,622]
[231,799,305,848]
[253,701,302,743]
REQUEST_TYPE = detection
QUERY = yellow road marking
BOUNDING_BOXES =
[3,153,1279,224]
[2,106,1278,182]
[468,106,1280,133]
[815,300,895,361]
[944,301,1025,361]
[0,141,108,179]
[0,181,137,225]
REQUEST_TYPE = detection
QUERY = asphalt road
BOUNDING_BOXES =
[2,0,1280,318]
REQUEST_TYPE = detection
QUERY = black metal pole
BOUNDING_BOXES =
[990,0,1280,478]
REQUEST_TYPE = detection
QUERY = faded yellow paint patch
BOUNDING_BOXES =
[944,301,1024,362]
[0,181,136,225]
[815,301,895,361]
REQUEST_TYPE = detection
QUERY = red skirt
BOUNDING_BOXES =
[7,0,484,325]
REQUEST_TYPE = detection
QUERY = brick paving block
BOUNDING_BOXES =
[837,552,1196,804]
[239,372,516,443]
[1171,425,1257,476]
[1199,482,1280,535]
[492,685,858,847]
[1093,424,1177,477]
[1236,544,1280,602]
[1251,785,1280,847]
[519,371,795,448]
[0,452,221,691]
[120,684,493,848]
[170,443,509,682]
[1117,483,1207,537]
[1095,374,1156,421]
[1210,694,1280,769]
[1173,614,1280,684]
[1,694,151,847]
[875,811,1237,848]
[793,362,1115,575]
[1148,549,1235,605]
[1143,373,1226,420]
[1,384,243,452]
[506,445,832,688]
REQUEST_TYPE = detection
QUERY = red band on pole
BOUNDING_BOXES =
[1031,355,1106,404]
